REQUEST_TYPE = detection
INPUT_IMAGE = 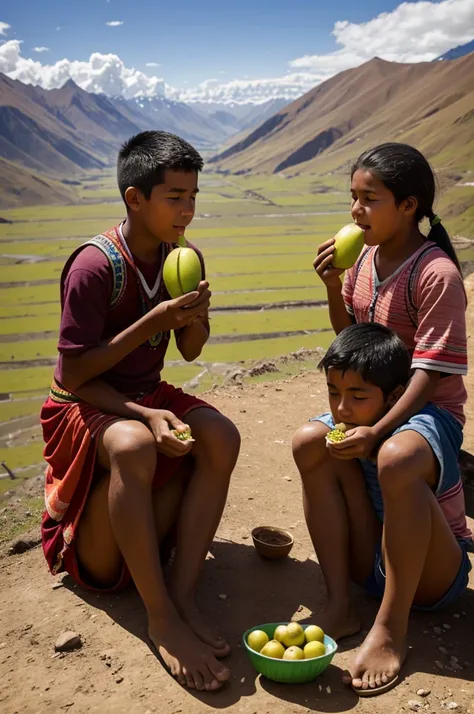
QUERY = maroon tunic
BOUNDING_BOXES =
[54,225,205,397]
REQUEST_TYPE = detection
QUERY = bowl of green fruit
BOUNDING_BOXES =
[243,621,337,683]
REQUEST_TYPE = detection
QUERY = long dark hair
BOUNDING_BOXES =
[351,143,461,272]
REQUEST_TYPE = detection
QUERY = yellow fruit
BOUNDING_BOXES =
[273,625,288,644]
[283,646,305,661]
[247,630,269,653]
[170,427,194,441]
[304,625,325,644]
[281,622,305,648]
[326,428,346,443]
[304,641,326,659]
[163,242,202,298]
[260,639,285,659]
[332,224,365,269]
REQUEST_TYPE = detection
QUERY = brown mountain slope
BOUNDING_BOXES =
[211,54,474,174]
[40,80,142,152]
[0,157,78,209]
[0,74,109,174]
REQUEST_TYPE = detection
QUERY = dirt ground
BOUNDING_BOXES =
[2,281,474,714]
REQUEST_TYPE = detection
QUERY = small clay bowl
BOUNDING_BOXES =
[251,526,294,560]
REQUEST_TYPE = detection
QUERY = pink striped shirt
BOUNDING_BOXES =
[342,241,468,425]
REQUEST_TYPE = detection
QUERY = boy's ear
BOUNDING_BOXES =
[387,384,405,407]
[124,186,141,213]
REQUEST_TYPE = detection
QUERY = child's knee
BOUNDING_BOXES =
[190,410,240,465]
[104,420,157,472]
[292,423,328,471]
[377,436,432,496]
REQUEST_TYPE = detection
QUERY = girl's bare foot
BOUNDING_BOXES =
[318,601,360,641]
[342,622,407,694]
[148,612,230,691]
[171,592,230,657]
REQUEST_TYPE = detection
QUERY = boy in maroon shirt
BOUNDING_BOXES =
[40,131,240,691]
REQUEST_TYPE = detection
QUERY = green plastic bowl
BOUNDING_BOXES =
[243,622,337,684]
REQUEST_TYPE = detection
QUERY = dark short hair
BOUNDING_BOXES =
[318,322,411,396]
[117,130,203,203]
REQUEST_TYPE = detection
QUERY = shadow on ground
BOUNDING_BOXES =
[64,537,474,709]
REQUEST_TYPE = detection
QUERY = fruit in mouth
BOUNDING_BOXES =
[326,422,348,443]
[163,235,202,298]
[332,224,365,269]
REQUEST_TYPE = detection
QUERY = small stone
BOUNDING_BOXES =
[417,689,431,697]
[433,627,443,635]
[443,624,451,630]
[451,662,464,671]
[326,685,332,694]
[423,630,429,635]
[464,661,471,667]
[439,646,448,655]
[115,676,124,684]
[447,703,458,710]
[435,660,444,670]
[8,537,41,555]
[240,677,246,684]
[242,535,249,540]
[318,684,323,692]
[408,700,423,710]
[453,613,461,618]
[450,655,459,663]
[218,594,227,600]
[283,476,292,481]
[55,631,82,652]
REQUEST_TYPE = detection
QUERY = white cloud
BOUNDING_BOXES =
[1,0,473,105]
[289,0,474,81]
[32,46,49,53]
[0,21,11,35]
[106,20,123,27]
[0,40,166,98]
[145,62,160,67]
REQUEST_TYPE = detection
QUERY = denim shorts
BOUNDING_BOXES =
[312,404,473,611]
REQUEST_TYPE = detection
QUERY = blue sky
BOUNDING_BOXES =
[2,0,406,85]
[1,0,473,103]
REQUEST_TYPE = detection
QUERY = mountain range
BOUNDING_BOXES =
[211,52,474,175]
[0,41,473,208]
[0,73,285,205]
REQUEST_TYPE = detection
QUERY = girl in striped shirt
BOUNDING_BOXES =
[292,143,472,697]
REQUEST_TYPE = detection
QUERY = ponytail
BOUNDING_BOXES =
[426,210,462,274]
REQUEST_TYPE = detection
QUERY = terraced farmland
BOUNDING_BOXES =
[0,170,472,490]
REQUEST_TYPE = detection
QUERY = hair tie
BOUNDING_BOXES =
[429,213,441,226]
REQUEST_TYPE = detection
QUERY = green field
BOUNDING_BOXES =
[0,170,471,489]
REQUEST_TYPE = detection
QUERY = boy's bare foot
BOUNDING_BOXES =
[342,622,407,694]
[318,601,360,641]
[172,594,230,657]
[148,612,230,691]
